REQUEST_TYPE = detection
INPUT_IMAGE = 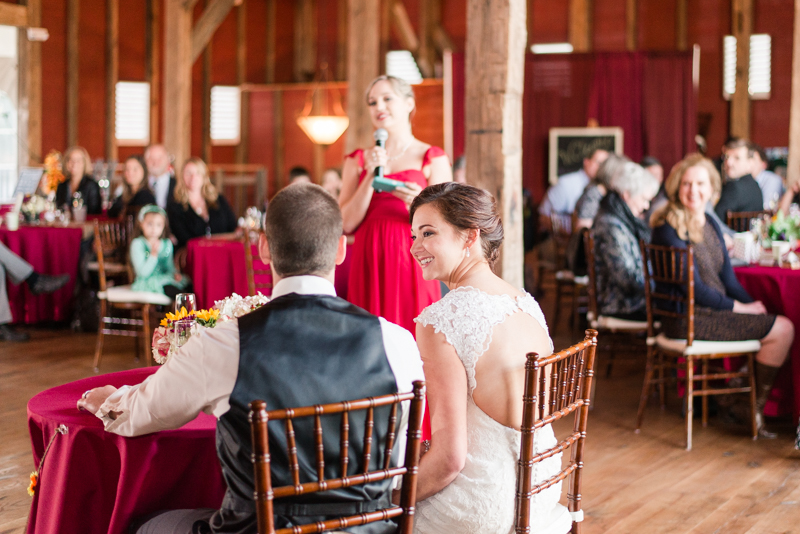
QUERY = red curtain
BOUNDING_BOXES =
[451,51,697,203]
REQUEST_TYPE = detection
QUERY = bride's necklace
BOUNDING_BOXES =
[387,138,414,162]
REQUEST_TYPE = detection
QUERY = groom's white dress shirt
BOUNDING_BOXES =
[97,275,424,439]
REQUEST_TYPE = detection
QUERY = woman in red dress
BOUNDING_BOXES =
[340,75,451,336]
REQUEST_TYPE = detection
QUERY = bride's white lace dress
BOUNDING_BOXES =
[413,287,573,534]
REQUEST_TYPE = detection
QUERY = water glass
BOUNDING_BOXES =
[175,293,196,314]
[173,318,194,348]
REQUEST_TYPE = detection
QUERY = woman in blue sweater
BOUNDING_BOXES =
[651,154,794,437]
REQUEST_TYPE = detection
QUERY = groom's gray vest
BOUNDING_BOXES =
[212,292,401,534]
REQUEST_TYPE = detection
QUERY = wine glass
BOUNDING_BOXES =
[175,293,196,314]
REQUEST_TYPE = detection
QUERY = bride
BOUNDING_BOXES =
[407,183,572,534]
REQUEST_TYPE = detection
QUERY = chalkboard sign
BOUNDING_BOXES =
[548,127,624,184]
[12,167,44,197]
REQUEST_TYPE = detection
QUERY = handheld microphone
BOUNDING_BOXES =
[373,128,389,180]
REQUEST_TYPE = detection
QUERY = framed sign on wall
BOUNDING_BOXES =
[548,127,624,184]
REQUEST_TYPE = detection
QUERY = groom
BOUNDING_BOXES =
[78,183,423,534]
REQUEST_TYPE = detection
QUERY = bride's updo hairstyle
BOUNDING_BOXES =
[409,182,504,267]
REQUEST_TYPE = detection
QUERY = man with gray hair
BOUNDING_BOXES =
[144,144,176,209]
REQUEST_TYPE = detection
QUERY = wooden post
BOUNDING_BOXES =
[569,0,591,52]
[787,0,800,188]
[202,40,212,163]
[465,0,526,286]
[730,0,752,139]
[66,0,79,147]
[236,1,249,164]
[163,0,193,167]
[265,0,276,83]
[345,0,380,153]
[294,0,316,82]
[416,0,435,78]
[379,0,391,75]
[105,0,119,162]
[146,0,160,144]
[20,0,42,164]
[337,0,347,80]
[676,0,687,51]
[273,90,285,191]
[0,2,27,26]
[626,0,637,51]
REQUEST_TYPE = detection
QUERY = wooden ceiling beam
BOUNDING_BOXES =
[191,0,236,63]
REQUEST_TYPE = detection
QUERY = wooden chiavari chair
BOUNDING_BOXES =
[549,213,588,336]
[87,216,134,280]
[726,210,771,233]
[243,230,273,297]
[636,242,759,450]
[249,381,426,534]
[583,229,649,377]
[93,219,171,372]
[515,329,598,534]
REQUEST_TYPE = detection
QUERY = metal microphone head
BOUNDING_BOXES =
[373,128,389,146]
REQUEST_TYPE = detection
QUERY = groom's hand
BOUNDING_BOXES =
[77,385,118,415]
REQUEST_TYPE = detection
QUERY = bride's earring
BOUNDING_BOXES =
[465,248,470,258]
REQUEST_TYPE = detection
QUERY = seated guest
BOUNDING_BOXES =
[751,143,784,210]
[167,158,238,249]
[288,166,312,185]
[145,144,176,209]
[108,155,156,219]
[574,153,630,231]
[777,180,800,216]
[538,147,609,228]
[594,162,659,321]
[651,153,794,437]
[642,155,667,221]
[0,242,69,342]
[78,183,423,533]
[321,167,343,199]
[130,205,189,299]
[714,138,764,221]
[56,146,102,215]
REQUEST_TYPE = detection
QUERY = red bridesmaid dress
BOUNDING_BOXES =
[346,146,445,439]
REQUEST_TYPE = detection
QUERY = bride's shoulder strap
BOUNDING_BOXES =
[515,292,554,352]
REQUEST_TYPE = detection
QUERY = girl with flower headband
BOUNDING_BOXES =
[130,204,189,298]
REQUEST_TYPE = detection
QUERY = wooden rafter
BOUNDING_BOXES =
[191,0,236,63]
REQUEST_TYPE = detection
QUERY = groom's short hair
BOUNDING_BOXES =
[264,183,342,277]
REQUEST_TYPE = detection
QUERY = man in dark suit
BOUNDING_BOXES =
[79,183,423,534]
[714,138,764,221]
[145,144,177,209]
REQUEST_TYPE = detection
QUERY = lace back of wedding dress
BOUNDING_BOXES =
[413,288,571,534]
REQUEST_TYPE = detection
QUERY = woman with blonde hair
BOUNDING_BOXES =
[56,146,102,214]
[651,153,794,437]
[166,157,237,249]
[339,75,451,335]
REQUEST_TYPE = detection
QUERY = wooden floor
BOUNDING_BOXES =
[1,310,800,533]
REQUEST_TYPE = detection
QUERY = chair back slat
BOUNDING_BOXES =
[313,412,325,482]
[726,210,771,233]
[550,212,573,270]
[362,406,374,474]
[93,217,135,290]
[340,410,350,476]
[284,417,301,489]
[515,330,598,533]
[382,403,399,470]
[640,241,695,345]
[582,229,598,320]
[243,230,273,297]
[250,382,425,534]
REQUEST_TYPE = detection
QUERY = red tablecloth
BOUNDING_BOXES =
[735,265,800,422]
[0,225,82,324]
[185,237,352,310]
[27,367,226,534]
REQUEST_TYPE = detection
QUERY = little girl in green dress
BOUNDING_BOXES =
[130,205,189,299]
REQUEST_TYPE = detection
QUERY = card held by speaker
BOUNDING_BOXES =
[372,177,405,192]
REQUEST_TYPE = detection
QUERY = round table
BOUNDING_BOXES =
[735,265,800,422]
[27,368,226,534]
[185,236,352,310]
[0,224,82,324]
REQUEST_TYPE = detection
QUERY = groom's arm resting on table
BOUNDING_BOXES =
[77,319,240,437]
